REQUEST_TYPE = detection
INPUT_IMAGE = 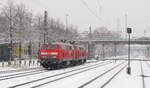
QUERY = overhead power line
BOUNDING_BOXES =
[80,0,102,21]
[96,0,102,15]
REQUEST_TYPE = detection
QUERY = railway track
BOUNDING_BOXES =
[143,61,150,88]
[145,61,150,69]
[0,69,47,81]
[78,61,127,88]
[100,64,127,88]
[0,67,42,74]
[8,61,113,88]
[0,61,111,83]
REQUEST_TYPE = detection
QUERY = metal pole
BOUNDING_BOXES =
[128,34,130,68]
[19,41,22,66]
[127,33,131,75]
[29,40,32,66]
[9,10,13,66]
[44,32,46,43]
[38,42,40,59]
[126,27,132,75]
[9,27,13,66]
[114,44,117,57]
[66,14,68,31]
[88,26,92,59]
[114,44,117,63]
[102,43,105,60]
[65,14,69,39]
[44,11,48,43]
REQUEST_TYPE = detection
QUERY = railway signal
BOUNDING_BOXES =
[127,27,132,75]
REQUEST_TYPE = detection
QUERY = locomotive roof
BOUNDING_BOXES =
[40,42,85,48]
[53,42,85,48]
[40,42,72,45]
[51,42,73,46]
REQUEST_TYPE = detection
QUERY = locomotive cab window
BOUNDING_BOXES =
[73,46,77,49]
[41,44,48,49]
[50,45,57,49]
[79,47,83,50]
[61,45,66,49]
[64,45,72,50]
[69,46,73,50]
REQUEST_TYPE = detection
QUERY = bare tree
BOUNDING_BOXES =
[15,4,33,41]
[0,0,17,40]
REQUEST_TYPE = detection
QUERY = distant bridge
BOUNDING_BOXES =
[77,39,150,59]
[78,40,150,45]
[104,58,150,61]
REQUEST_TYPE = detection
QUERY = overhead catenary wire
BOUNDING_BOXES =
[79,0,102,21]
[96,0,102,15]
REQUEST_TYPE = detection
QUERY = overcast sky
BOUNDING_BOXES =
[1,0,150,38]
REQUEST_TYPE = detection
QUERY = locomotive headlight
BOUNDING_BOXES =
[50,52,58,55]
[41,52,48,55]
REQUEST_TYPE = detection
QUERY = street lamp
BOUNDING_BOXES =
[127,27,132,75]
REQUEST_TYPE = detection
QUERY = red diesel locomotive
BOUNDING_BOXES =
[39,42,87,69]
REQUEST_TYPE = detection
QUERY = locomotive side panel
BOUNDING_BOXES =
[39,42,87,69]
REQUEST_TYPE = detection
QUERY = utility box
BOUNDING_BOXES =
[0,44,10,61]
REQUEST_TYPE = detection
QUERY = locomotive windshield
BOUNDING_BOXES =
[40,44,57,49]
[41,44,48,49]
[50,45,57,49]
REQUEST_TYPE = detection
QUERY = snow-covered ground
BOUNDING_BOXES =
[105,55,128,59]
[0,59,40,72]
[0,56,150,88]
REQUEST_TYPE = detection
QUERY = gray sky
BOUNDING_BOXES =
[1,0,150,37]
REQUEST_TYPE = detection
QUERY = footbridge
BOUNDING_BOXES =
[77,39,150,59]
[78,39,150,45]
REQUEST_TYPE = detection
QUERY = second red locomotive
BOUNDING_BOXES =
[39,42,87,69]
